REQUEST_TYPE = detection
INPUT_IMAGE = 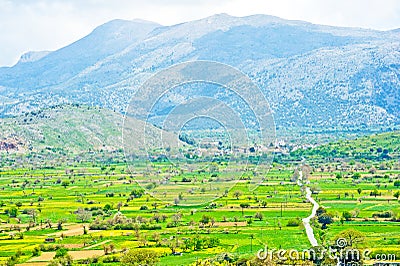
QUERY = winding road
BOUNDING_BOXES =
[298,171,320,247]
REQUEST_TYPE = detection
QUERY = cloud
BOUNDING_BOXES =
[0,0,399,66]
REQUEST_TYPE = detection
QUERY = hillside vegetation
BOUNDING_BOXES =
[290,130,400,162]
[0,104,179,156]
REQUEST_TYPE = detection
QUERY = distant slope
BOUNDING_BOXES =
[290,130,400,162]
[0,104,180,155]
[0,14,399,132]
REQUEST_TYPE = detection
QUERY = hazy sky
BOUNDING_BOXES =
[1,0,400,66]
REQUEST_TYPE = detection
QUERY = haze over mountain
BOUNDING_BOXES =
[0,13,399,132]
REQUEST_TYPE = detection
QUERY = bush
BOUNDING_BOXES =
[32,246,41,257]
[372,211,393,218]
[121,249,160,266]
[286,218,301,227]
[166,222,178,228]
[131,189,144,198]
[140,224,162,230]
[343,211,352,221]
[55,248,68,258]
[89,222,111,230]
[39,244,63,252]
[102,254,121,263]
[8,207,18,218]
[181,177,191,182]
[318,213,334,226]
[103,203,112,212]
[114,223,135,230]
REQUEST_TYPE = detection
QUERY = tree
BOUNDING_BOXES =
[351,208,360,218]
[46,219,53,229]
[48,254,72,266]
[301,164,312,180]
[394,191,400,200]
[394,181,400,188]
[200,215,211,225]
[32,246,41,257]
[352,173,361,179]
[171,213,182,226]
[117,202,123,211]
[261,201,267,208]
[174,198,180,205]
[318,213,334,227]
[371,189,380,197]
[357,188,362,195]
[211,217,216,227]
[152,232,161,246]
[335,229,364,247]
[15,202,22,208]
[103,203,112,212]
[47,247,73,266]
[130,189,144,198]
[75,208,92,223]
[316,207,327,217]
[8,207,18,218]
[57,219,65,230]
[55,248,68,258]
[240,203,250,216]
[27,209,38,223]
[254,212,263,221]
[233,191,243,200]
[369,167,377,174]
[61,180,70,188]
[342,211,352,221]
[286,217,301,227]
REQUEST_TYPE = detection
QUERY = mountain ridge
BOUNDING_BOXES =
[0,13,399,133]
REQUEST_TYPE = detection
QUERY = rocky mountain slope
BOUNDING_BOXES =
[0,14,399,132]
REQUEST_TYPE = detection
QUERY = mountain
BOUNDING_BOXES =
[0,14,399,134]
[0,19,159,90]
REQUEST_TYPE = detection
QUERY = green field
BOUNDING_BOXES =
[0,120,399,265]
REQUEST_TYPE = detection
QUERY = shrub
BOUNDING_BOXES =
[131,189,144,198]
[372,211,393,218]
[342,211,352,221]
[55,248,68,258]
[102,255,121,263]
[140,224,162,230]
[32,246,41,257]
[121,249,160,266]
[8,207,18,218]
[287,218,301,227]
[254,212,263,221]
[318,213,334,226]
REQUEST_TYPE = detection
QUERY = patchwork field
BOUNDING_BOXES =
[0,158,398,265]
